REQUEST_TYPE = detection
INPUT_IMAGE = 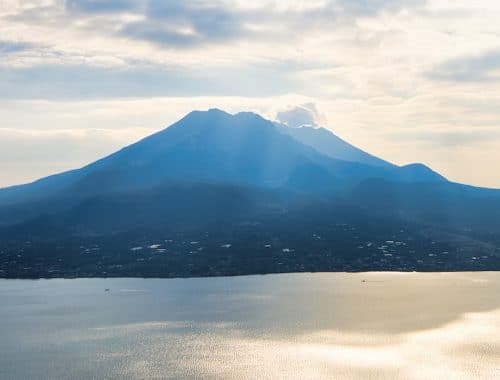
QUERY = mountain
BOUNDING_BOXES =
[276,122,445,182]
[0,108,499,278]
[0,110,329,210]
[276,123,392,167]
[350,179,500,234]
[0,109,444,211]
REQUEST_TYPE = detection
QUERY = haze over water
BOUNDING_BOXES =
[1,272,499,379]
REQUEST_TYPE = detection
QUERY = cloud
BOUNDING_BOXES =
[428,50,500,83]
[66,0,139,13]
[0,40,34,55]
[336,0,425,15]
[387,127,500,147]
[60,0,427,48]
[0,62,303,100]
[276,103,326,128]
[121,2,246,48]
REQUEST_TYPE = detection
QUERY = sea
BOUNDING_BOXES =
[1,272,499,379]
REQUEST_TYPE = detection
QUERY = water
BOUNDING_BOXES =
[1,272,499,379]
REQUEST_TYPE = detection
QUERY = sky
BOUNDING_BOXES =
[1,0,500,188]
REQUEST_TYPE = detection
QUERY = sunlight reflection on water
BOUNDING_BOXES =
[1,272,499,379]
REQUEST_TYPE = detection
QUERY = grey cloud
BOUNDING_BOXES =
[389,128,500,147]
[2,0,427,51]
[335,0,425,16]
[122,8,243,48]
[428,50,500,83]
[62,1,245,47]
[0,62,303,100]
[121,2,260,48]
[61,0,426,48]
[66,0,140,13]
[0,40,35,55]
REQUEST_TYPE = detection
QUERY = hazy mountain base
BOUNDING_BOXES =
[1,184,499,279]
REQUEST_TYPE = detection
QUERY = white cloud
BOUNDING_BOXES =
[275,103,326,128]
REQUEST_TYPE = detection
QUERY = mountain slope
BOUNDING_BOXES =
[276,123,446,182]
[1,183,289,238]
[349,179,500,234]
[276,123,393,167]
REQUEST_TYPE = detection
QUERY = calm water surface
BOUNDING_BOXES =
[1,272,499,379]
